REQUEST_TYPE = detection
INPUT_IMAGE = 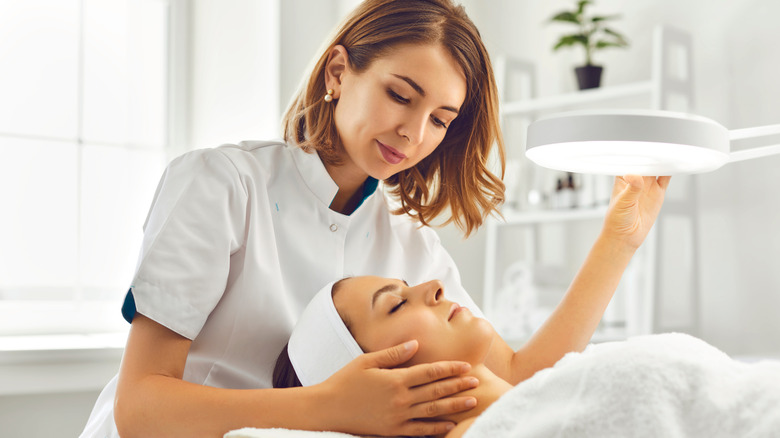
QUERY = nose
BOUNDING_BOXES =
[419,279,445,306]
[397,113,427,146]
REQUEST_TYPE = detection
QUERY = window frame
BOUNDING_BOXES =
[0,0,190,338]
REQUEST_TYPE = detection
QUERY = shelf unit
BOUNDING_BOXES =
[483,25,699,344]
[499,81,654,116]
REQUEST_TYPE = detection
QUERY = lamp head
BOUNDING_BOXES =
[525,109,730,175]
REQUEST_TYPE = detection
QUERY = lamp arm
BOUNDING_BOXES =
[727,124,780,163]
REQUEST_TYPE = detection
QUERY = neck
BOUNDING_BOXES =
[318,151,369,215]
[439,364,513,425]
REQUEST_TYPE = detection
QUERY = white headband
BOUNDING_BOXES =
[288,280,364,386]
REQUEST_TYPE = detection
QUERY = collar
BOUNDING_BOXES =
[356,176,379,210]
[290,146,378,211]
[290,146,340,206]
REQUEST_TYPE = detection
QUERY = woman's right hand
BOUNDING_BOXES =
[317,340,479,437]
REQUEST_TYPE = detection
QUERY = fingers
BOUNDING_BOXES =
[657,175,672,190]
[610,176,626,199]
[409,374,479,403]
[617,175,672,194]
[621,175,645,194]
[409,395,478,420]
[362,340,418,368]
[399,419,458,437]
[404,360,472,387]
[611,175,642,201]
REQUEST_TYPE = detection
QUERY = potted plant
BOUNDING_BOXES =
[548,0,629,90]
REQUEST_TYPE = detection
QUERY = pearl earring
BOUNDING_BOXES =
[324,89,334,102]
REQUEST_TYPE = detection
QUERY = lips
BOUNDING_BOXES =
[377,141,406,165]
[448,303,462,321]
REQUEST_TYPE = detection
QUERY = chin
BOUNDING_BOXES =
[461,318,497,363]
[360,159,393,181]
[375,163,408,180]
[372,170,395,181]
[368,154,416,180]
[476,318,497,342]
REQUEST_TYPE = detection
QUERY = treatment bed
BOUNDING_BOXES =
[226,333,780,438]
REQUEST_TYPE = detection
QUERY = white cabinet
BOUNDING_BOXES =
[484,25,699,346]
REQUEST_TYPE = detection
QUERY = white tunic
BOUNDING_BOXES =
[80,141,482,437]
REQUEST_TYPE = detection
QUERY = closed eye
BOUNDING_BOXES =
[387,89,410,104]
[389,299,407,314]
[388,88,449,129]
[431,116,448,129]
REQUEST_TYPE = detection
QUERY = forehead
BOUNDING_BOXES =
[332,276,385,326]
[338,276,398,299]
[335,276,403,312]
[365,43,467,107]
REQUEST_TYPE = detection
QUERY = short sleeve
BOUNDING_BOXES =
[127,148,248,339]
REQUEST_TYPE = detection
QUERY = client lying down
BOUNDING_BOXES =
[271,276,780,438]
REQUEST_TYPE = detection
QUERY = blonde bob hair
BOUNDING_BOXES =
[283,0,505,237]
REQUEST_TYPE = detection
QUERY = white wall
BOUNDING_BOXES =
[442,0,780,357]
[278,0,361,117]
[279,0,340,117]
[189,0,280,149]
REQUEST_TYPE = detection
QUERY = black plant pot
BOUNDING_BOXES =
[575,65,603,90]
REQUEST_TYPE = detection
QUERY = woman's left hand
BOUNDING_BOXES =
[601,175,672,250]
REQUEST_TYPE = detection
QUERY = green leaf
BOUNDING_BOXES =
[577,0,592,15]
[591,14,621,23]
[553,34,589,51]
[603,27,626,38]
[595,40,627,49]
[603,28,629,45]
[550,11,581,24]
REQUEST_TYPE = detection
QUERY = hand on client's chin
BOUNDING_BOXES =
[318,340,478,437]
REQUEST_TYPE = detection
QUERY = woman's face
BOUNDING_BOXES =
[331,43,467,180]
[332,276,495,366]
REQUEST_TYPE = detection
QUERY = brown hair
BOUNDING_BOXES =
[282,0,505,237]
[272,343,302,389]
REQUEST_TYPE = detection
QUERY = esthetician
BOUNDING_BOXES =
[80,0,669,437]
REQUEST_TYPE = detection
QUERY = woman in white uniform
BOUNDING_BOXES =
[81,1,508,437]
[82,0,672,435]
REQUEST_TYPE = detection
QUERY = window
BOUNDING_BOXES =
[0,0,177,335]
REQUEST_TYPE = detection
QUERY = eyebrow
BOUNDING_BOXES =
[391,74,460,115]
[370,279,409,309]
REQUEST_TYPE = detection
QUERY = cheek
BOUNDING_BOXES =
[337,89,396,135]
[420,139,442,160]
[364,313,440,355]
[399,144,440,177]
[333,98,357,140]
[407,126,446,163]
[400,315,452,365]
[360,319,419,353]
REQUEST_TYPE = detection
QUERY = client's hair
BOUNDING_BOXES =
[273,344,302,388]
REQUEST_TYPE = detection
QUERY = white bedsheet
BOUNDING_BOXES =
[225,428,360,438]
[464,333,780,437]
[225,333,780,438]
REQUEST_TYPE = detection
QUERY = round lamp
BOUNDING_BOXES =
[526,109,731,175]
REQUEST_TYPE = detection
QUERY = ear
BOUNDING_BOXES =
[324,45,349,99]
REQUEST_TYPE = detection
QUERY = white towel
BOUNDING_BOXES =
[464,333,780,438]
[225,428,361,438]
